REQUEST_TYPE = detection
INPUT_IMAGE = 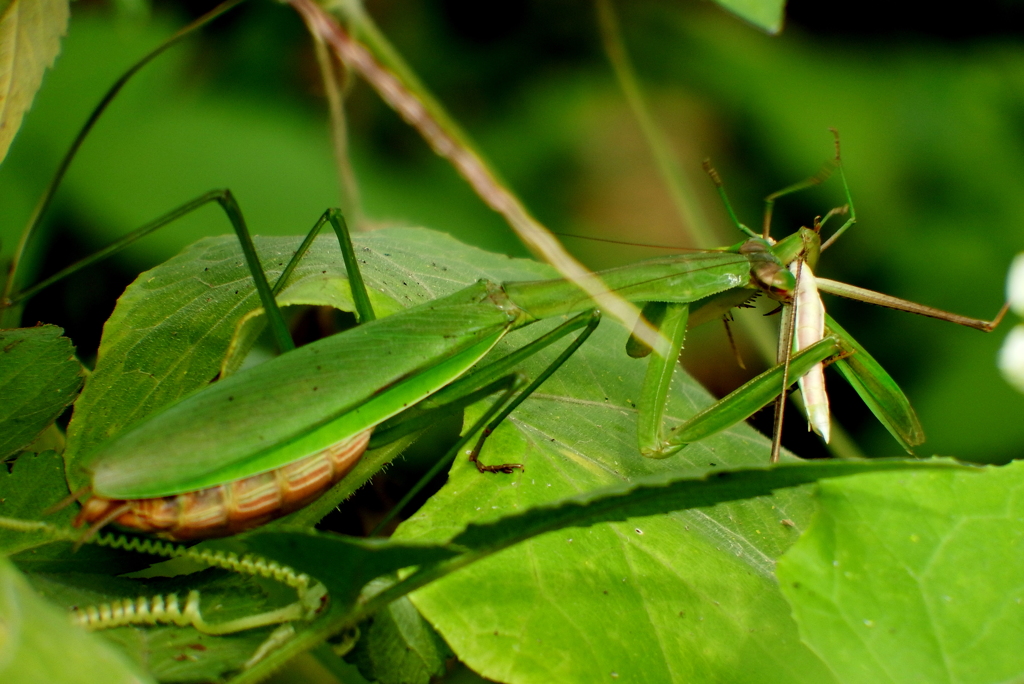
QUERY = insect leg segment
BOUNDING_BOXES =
[272,207,376,324]
[770,280,800,464]
[760,162,836,241]
[370,373,530,535]
[637,302,689,459]
[816,278,1009,332]
[824,314,924,452]
[820,128,857,252]
[664,336,841,448]
[0,0,244,321]
[702,160,759,239]
[6,189,296,354]
[372,311,602,462]
[466,309,602,471]
[369,311,602,533]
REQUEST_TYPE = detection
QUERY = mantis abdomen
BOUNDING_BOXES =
[73,429,371,540]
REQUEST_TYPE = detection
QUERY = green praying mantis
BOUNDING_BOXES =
[0,0,1005,545]
[2,129,1006,542]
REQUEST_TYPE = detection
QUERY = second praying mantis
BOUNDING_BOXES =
[4,130,1005,542]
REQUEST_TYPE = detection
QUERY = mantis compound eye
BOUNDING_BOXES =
[748,260,796,302]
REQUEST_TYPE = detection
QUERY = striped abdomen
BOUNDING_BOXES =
[74,429,371,540]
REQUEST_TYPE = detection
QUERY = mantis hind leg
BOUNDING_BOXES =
[637,302,689,459]
[368,310,602,535]
[6,195,375,353]
[271,207,376,325]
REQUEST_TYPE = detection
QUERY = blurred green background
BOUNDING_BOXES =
[3,0,1024,463]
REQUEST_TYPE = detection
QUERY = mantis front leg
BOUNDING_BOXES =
[637,302,690,458]
[636,299,840,459]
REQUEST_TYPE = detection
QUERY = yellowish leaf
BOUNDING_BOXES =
[0,0,70,165]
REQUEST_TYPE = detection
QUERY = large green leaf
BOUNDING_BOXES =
[237,460,949,683]
[0,325,83,460]
[321,231,831,683]
[777,460,1024,684]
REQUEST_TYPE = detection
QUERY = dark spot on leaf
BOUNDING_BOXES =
[709,463,716,467]
[228,396,234,401]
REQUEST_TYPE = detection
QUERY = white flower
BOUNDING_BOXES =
[999,253,1024,393]
[999,325,1024,393]
[1008,252,1024,317]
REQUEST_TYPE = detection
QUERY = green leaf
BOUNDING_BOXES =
[0,450,74,555]
[777,460,1024,684]
[26,562,302,683]
[0,554,154,684]
[0,0,69,166]
[709,0,786,34]
[348,580,452,684]
[0,325,83,460]
[239,458,950,684]
[218,531,464,683]
[446,459,967,553]
[240,460,957,684]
